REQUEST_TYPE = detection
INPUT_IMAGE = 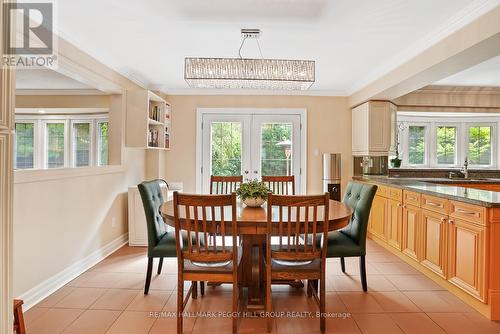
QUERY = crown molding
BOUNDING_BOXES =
[16,89,108,96]
[413,85,500,95]
[347,0,500,95]
[156,87,348,97]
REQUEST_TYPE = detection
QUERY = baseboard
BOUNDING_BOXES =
[18,233,129,310]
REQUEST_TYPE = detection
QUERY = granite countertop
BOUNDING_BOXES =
[355,176,500,208]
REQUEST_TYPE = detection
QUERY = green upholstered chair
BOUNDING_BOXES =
[326,181,377,291]
[138,179,175,295]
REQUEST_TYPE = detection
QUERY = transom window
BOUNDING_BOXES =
[14,114,109,170]
[398,112,498,168]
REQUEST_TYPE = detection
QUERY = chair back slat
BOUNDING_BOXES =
[267,193,329,261]
[173,192,237,264]
[210,175,243,194]
[262,175,295,195]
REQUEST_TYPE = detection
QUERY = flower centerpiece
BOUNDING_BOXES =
[236,180,270,207]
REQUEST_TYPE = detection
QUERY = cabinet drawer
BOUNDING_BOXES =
[449,201,486,226]
[421,195,449,215]
[376,185,388,197]
[387,187,403,201]
[403,190,421,207]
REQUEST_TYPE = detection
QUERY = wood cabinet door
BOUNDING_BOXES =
[448,218,487,302]
[368,102,392,152]
[369,195,387,241]
[402,204,421,262]
[421,209,447,278]
[387,199,403,250]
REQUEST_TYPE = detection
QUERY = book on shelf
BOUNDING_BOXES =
[148,104,161,121]
[148,128,160,147]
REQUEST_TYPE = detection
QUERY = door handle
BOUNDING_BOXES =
[253,171,258,174]
[244,170,249,174]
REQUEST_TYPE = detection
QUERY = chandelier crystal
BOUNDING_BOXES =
[184,30,315,90]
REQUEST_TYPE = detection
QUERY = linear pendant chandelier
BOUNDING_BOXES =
[184,29,315,90]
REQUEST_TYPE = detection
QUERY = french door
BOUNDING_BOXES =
[201,112,302,193]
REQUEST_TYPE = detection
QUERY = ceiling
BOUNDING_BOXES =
[52,0,498,95]
[434,54,500,87]
[16,69,94,90]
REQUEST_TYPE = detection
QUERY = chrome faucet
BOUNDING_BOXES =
[461,157,469,179]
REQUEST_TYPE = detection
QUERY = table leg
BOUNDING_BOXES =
[241,234,266,309]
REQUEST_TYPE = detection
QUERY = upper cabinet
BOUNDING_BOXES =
[352,101,396,156]
[126,90,172,150]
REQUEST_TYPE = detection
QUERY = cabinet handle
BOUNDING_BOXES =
[426,201,442,207]
[448,219,454,224]
[397,203,402,207]
[440,217,447,223]
[456,208,476,215]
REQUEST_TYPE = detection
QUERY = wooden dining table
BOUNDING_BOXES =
[160,199,352,309]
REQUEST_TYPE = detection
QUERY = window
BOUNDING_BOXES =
[14,123,35,169]
[468,125,492,166]
[46,123,66,168]
[436,126,456,165]
[13,114,109,170]
[408,126,426,165]
[97,121,109,166]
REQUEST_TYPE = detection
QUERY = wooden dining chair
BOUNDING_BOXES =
[13,299,26,334]
[265,193,330,333]
[262,175,295,195]
[210,175,243,194]
[173,192,242,334]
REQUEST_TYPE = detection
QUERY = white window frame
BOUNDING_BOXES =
[71,120,94,168]
[13,120,39,170]
[398,112,499,169]
[14,113,109,170]
[465,122,497,168]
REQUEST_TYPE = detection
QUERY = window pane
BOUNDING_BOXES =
[261,123,293,176]
[436,126,456,164]
[73,123,90,167]
[46,123,65,168]
[98,122,109,166]
[15,123,34,169]
[468,126,492,165]
[210,122,241,176]
[408,126,425,165]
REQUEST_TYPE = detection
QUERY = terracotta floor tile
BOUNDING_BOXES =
[23,307,50,324]
[90,289,139,310]
[55,287,107,309]
[403,291,474,313]
[370,291,420,312]
[275,315,323,334]
[352,313,403,334]
[325,292,349,313]
[462,311,500,334]
[427,312,486,334]
[62,309,121,334]
[148,314,196,334]
[338,292,384,313]
[389,313,445,334]
[366,251,402,263]
[385,274,444,291]
[149,274,177,290]
[327,258,381,275]
[329,274,398,292]
[26,308,84,334]
[68,272,143,289]
[37,286,76,307]
[105,311,155,334]
[126,290,171,311]
[370,262,421,275]
[325,316,362,334]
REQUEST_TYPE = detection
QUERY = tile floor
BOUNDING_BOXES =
[24,239,500,334]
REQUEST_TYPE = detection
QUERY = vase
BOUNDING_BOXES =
[391,158,402,168]
[243,197,266,207]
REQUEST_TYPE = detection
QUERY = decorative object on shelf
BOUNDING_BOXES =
[236,179,270,207]
[184,29,315,90]
[391,122,406,168]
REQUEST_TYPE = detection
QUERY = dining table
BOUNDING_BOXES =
[160,198,352,309]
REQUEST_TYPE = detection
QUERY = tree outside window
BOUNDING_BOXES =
[211,122,242,176]
[468,126,492,165]
[436,126,456,165]
[408,126,426,165]
[15,123,34,169]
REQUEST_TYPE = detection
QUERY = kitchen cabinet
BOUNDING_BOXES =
[420,209,448,278]
[402,204,421,262]
[447,217,487,302]
[351,101,396,155]
[386,199,403,250]
[369,194,388,241]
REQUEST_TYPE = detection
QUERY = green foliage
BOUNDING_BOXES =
[468,126,491,165]
[15,123,34,169]
[436,126,456,164]
[211,122,242,176]
[47,123,65,168]
[236,180,270,201]
[408,126,425,165]
[261,123,292,176]
[99,122,109,165]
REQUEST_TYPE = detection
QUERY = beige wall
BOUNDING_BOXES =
[164,95,352,194]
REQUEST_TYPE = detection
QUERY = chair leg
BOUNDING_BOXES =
[232,280,238,334]
[340,257,346,273]
[320,267,326,334]
[157,257,163,275]
[266,270,272,332]
[192,281,198,299]
[144,258,153,295]
[177,278,184,334]
[306,280,312,297]
[360,256,367,292]
[200,281,205,296]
